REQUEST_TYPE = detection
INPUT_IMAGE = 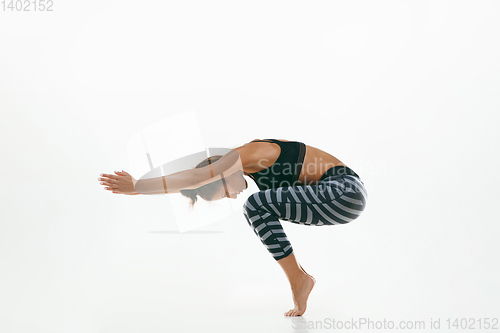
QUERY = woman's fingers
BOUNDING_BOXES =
[101,181,116,189]
[99,171,135,195]
[100,180,117,188]
[100,171,129,180]
[102,183,115,189]
[98,174,118,192]
[99,179,122,191]
[101,173,119,180]
[99,174,119,184]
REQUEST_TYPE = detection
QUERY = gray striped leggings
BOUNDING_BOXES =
[242,174,368,261]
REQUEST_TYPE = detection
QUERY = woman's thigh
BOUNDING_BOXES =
[246,175,367,226]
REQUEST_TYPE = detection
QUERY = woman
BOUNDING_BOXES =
[98,138,368,316]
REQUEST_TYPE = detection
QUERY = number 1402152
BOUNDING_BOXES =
[1,0,53,11]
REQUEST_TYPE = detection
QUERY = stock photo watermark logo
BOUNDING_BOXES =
[291,317,499,330]
[1,0,54,11]
[248,157,374,196]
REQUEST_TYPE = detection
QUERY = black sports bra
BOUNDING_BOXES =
[246,139,306,190]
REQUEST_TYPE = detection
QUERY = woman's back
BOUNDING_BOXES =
[236,138,348,188]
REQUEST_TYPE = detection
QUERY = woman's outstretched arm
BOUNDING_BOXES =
[134,148,243,195]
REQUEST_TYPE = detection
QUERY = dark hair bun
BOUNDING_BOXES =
[180,188,198,208]
[180,155,224,209]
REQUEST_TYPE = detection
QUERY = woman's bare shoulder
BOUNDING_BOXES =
[234,139,280,170]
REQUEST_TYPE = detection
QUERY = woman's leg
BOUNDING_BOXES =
[242,175,367,316]
[276,253,316,316]
[243,195,314,316]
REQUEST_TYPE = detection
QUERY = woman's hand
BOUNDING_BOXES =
[98,170,140,195]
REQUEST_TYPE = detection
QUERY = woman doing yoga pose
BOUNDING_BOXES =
[98,138,368,317]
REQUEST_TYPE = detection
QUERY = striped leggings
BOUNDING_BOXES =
[242,172,368,261]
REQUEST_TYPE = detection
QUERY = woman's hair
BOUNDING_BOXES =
[179,155,224,209]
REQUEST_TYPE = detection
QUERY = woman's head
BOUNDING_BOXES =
[179,155,248,208]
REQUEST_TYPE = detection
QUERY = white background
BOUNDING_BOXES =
[1,1,499,332]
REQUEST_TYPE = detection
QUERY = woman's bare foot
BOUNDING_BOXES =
[284,274,316,316]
